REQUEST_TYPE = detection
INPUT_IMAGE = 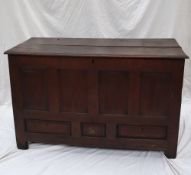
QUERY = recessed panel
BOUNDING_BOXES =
[26,119,71,135]
[117,125,167,139]
[21,69,47,110]
[98,71,129,114]
[140,72,171,116]
[59,70,88,113]
[81,123,106,137]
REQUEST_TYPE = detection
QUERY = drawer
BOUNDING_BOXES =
[81,123,106,137]
[26,119,71,136]
[117,125,167,139]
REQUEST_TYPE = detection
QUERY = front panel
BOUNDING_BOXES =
[59,69,88,113]
[98,71,129,115]
[9,56,184,156]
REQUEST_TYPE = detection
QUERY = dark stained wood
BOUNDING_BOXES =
[165,67,185,158]
[8,37,182,47]
[8,57,28,149]
[81,123,106,137]
[59,70,88,113]
[21,68,48,110]
[5,38,188,59]
[98,71,129,114]
[128,72,140,115]
[5,38,188,158]
[47,69,60,112]
[87,67,99,118]
[22,111,169,126]
[27,132,168,151]
[117,125,167,139]
[140,72,171,116]
[26,119,71,135]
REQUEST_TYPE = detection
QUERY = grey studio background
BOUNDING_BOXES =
[0,0,191,174]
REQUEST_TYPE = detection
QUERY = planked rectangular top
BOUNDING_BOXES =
[5,37,188,59]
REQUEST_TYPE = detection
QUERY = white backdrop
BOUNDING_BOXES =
[0,0,191,174]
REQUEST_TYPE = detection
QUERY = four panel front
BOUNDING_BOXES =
[18,57,173,142]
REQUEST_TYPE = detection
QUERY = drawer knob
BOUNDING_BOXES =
[88,127,96,135]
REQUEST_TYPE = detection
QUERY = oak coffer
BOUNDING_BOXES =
[5,38,188,158]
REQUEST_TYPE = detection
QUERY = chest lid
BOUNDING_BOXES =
[5,38,188,59]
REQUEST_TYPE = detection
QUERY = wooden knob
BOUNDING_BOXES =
[88,127,96,135]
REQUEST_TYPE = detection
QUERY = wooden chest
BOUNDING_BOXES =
[5,38,188,158]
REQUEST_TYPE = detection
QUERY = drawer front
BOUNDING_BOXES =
[117,125,167,139]
[26,120,71,136]
[81,123,106,137]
